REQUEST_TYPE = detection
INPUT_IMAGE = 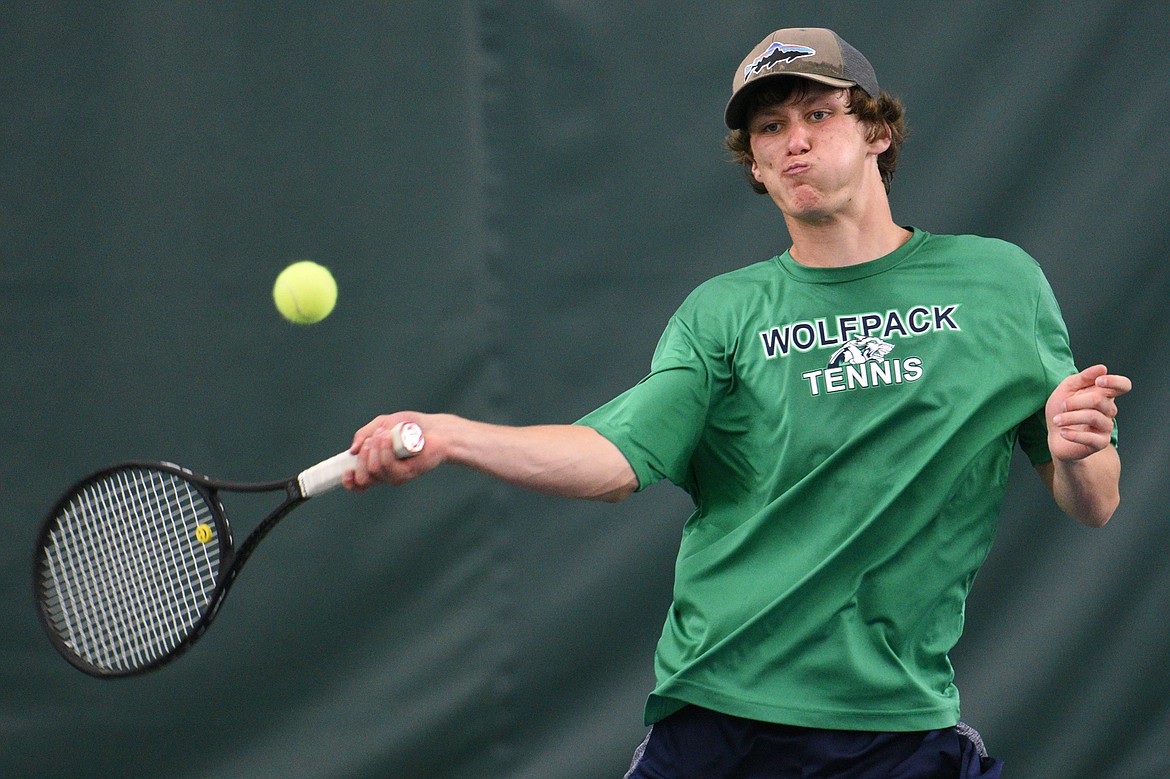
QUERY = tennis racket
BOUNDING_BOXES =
[33,422,425,678]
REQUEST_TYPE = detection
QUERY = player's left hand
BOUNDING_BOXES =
[1046,365,1131,462]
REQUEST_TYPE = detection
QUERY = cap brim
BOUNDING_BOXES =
[724,73,858,130]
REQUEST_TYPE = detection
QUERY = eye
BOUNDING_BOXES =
[809,110,830,122]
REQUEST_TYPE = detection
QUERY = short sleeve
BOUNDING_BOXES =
[1016,266,1118,465]
[576,316,712,491]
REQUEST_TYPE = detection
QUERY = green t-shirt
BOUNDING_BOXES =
[577,228,1089,731]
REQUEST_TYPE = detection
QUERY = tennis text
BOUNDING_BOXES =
[802,357,924,396]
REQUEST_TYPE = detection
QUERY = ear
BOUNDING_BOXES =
[750,156,764,183]
[867,122,892,156]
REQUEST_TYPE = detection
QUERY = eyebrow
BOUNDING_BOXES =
[749,90,843,127]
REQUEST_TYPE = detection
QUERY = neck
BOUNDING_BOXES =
[783,181,911,268]
[786,217,911,268]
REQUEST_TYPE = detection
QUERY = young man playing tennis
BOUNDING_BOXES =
[344,27,1130,778]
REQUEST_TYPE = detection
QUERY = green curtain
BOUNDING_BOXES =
[3,3,1166,776]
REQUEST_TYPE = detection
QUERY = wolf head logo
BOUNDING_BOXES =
[828,337,894,368]
[744,42,816,81]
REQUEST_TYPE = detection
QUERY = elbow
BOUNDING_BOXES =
[1078,514,1113,530]
[1077,515,1110,530]
[589,468,638,503]
[597,485,635,503]
[582,442,638,502]
[1077,497,1119,529]
[593,476,638,503]
[1069,489,1119,529]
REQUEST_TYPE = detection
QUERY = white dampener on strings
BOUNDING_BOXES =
[297,422,426,498]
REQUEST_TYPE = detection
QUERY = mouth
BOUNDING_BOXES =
[783,162,810,175]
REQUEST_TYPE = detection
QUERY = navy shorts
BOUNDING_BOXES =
[624,706,1004,778]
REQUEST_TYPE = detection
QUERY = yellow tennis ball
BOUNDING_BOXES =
[195,523,213,544]
[273,261,338,324]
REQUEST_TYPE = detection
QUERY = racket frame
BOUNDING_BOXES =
[32,460,305,678]
[33,422,421,678]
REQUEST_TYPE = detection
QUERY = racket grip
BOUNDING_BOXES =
[298,450,359,498]
[297,423,425,498]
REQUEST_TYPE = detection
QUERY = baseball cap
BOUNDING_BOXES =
[724,27,880,130]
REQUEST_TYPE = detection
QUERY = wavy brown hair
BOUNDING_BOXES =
[725,82,906,194]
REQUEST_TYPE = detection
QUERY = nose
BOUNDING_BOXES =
[786,122,811,155]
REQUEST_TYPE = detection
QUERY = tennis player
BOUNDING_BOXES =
[345,27,1130,778]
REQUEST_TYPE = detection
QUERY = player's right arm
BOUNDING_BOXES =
[342,412,638,502]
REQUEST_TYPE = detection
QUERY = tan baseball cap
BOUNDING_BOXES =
[724,27,881,129]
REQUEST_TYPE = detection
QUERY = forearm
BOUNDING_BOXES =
[1038,446,1121,528]
[436,415,638,501]
[348,412,638,501]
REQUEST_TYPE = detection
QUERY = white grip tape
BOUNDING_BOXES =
[297,450,358,498]
[296,423,424,499]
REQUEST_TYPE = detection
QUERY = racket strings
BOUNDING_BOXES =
[38,468,223,673]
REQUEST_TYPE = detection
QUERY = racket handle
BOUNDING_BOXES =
[297,423,425,498]
[298,451,358,498]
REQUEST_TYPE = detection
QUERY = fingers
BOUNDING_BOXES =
[1093,372,1132,399]
[1056,364,1106,397]
[1057,366,1131,414]
[341,414,417,490]
[1056,392,1118,423]
[1047,365,1129,463]
[1061,365,1131,398]
[349,415,393,455]
[1052,410,1112,448]
[1054,425,1114,452]
[1053,384,1119,440]
[1049,410,1115,461]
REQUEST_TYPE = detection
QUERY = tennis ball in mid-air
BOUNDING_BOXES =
[273,261,337,324]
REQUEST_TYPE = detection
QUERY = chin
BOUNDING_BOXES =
[780,201,834,224]
[773,187,829,218]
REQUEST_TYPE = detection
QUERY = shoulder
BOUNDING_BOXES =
[912,231,1051,291]
[679,258,780,311]
[918,231,1042,271]
[662,258,782,353]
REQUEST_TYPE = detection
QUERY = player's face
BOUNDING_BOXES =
[747,85,889,223]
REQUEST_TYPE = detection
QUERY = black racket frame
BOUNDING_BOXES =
[33,460,309,678]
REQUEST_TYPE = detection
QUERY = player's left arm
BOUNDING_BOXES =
[1035,364,1132,527]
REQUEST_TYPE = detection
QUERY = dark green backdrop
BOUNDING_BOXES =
[3,3,1167,777]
